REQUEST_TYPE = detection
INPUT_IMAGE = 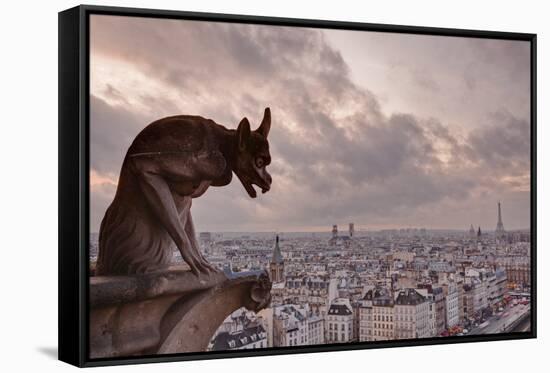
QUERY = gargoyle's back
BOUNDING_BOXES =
[128,115,223,156]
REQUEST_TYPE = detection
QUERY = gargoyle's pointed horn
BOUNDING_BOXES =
[256,107,271,138]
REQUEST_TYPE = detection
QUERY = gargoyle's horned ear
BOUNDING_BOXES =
[237,117,251,151]
[256,107,271,138]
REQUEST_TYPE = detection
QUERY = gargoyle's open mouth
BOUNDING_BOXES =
[237,175,271,198]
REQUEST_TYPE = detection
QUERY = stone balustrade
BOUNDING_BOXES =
[89,266,272,358]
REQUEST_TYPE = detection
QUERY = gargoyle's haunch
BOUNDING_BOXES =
[96,108,273,276]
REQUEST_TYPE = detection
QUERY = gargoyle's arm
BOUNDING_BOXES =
[129,157,213,276]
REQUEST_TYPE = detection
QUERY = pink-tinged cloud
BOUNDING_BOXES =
[89,15,531,233]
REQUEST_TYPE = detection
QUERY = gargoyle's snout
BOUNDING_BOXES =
[238,169,272,198]
[259,171,272,194]
[262,173,272,193]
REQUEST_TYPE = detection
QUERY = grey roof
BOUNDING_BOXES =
[365,288,393,306]
[210,324,266,351]
[395,289,426,305]
[271,235,284,264]
[372,295,394,307]
[277,305,306,322]
[328,304,352,316]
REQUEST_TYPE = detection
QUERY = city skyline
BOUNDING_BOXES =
[89,15,531,233]
[205,222,531,348]
[90,200,528,234]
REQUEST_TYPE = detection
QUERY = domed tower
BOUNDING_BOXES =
[269,235,284,283]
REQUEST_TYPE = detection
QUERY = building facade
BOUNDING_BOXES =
[272,305,308,347]
[371,291,394,341]
[307,315,325,345]
[394,288,430,339]
[326,298,354,343]
[443,282,460,328]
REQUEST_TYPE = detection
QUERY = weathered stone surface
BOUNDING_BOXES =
[96,108,273,277]
[90,265,226,308]
[89,266,271,358]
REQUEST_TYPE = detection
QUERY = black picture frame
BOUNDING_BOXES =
[59,4,537,368]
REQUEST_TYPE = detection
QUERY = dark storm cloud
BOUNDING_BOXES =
[90,95,140,176]
[468,111,530,171]
[89,16,530,232]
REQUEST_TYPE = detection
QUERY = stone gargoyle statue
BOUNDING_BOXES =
[96,108,273,276]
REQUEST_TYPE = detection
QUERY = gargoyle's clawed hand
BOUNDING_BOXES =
[197,252,219,273]
[178,237,218,277]
[177,242,201,277]
[179,247,215,277]
[194,247,219,275]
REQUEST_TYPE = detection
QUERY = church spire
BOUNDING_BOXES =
[271,235,283,264]
[269,235,284,283]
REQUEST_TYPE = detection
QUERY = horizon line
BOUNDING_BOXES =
[90,227,531,235]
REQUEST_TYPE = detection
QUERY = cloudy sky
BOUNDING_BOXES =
[89,15,531,233]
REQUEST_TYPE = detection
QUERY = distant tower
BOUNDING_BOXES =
[269,235,284,283]
[469,224,475,237]
[496,201,505,237]
[477,226,482,238]
[332,225,338,239]
[349,223,355,238]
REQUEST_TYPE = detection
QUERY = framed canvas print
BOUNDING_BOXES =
[58,4,537,367]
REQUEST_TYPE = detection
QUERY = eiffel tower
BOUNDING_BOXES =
[495,201,505,237]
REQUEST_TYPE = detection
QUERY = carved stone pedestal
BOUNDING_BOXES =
[89,266,272,358]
